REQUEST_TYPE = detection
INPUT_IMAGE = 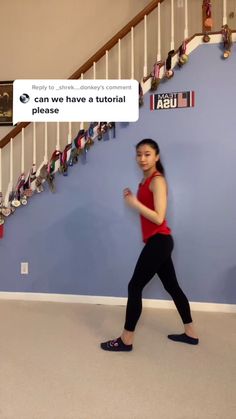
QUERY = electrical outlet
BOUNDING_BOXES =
[21,262,29,275]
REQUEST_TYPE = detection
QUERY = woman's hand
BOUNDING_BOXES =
[123,188,138,209]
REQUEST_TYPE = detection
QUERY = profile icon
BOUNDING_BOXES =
[20,93,30,103]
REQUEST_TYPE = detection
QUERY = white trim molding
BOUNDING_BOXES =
[0,292,235,313]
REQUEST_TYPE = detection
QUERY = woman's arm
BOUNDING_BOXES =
[123,176,167,225]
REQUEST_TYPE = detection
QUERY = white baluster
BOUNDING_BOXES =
[93,62,96,80]
[170,0,175,51]
[21,128,25,174]
[105,50,109,79]
[3,139,12,206]
[131,27,134,79]
[157,3,161,62]
[33,122,36,165]
[184,0,188,39]
[118,39,121,79]
[68,122,72,144]
[80,73,84,130]
[143,15,147,77]
[10,138,13,185]
[56,122,60,150]
[223,0,227,25]
[44,122,48,163]
[4,138,14,206]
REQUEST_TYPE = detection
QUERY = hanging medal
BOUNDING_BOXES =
[35,164,48,193]
[46,161,56,193]
[59,145,71,176]
[72,129,84,161]
[0,195,3,236]
[8,190,16,213]
[151,62,161,91]
[203,0,213,32]
[1,206,11,217]
[11,192,21,208]
[139,83,144,107]
[102,122,110,141]
[101,122,108,134]
[77,132,86,150]
[97,122,108,141]
[165,50,175,79]
[1,191,15,217]
[86,125,95,148]
[20,188,28,206]
[88,123,94,139]
[35,172,44,193]
[97,123,103,141]
[221,24,232,58]
[36,164,55,193]
[74,129,85,147]
[18,174,28,205]
[80,132,88,163]
[88,122,98,139]
[84,131,91,153]
[30,164,37,182]
[20,195,27,206]
[78,132,87,163]
[68,141,78,166]
[23,166,35,198]
[203,32,210,43]
[15,173,28,206]
[10,175,22,208]
[38,150,59,193]
[0,192,5,227]
[108,122,116,139]
[178,40,189,67]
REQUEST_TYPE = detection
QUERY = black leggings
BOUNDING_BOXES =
[124,234,192,332]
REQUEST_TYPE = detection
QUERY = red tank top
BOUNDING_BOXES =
[137,171,171,243]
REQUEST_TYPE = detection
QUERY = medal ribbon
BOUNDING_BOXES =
[180,40,186,55]
[205,0,211,18]
[153,62,161,79]
[15,174,26,199]
[47,150,61,174]
[0,193,4,235]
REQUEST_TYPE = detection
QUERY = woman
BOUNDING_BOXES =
[101,139,199,351]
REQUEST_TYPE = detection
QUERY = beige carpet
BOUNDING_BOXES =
[0,300,235,419]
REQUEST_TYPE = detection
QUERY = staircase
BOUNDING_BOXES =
[0,0,235,213]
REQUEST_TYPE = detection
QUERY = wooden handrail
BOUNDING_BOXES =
[0,0,163,149]
[0,122,30,149]
[1,1,234,150]
[69,0,164,80]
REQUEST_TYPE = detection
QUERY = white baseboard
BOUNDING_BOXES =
[0,292,235,313]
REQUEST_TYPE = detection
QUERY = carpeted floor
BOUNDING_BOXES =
[0,300,235,419]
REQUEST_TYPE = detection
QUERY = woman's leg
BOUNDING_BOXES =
[101,235,173,351]
[157,255,199,342]
[122,235,174,344]
[123,246,157,332]
[121,247,157,345]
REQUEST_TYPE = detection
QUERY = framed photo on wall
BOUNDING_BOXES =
[0,81,13,126]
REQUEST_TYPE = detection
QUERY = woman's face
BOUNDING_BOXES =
[136,144,159,172]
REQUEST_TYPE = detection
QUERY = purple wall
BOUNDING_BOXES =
[1,43,236,304]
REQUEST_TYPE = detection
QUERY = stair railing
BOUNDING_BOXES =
[0,0,235,207]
